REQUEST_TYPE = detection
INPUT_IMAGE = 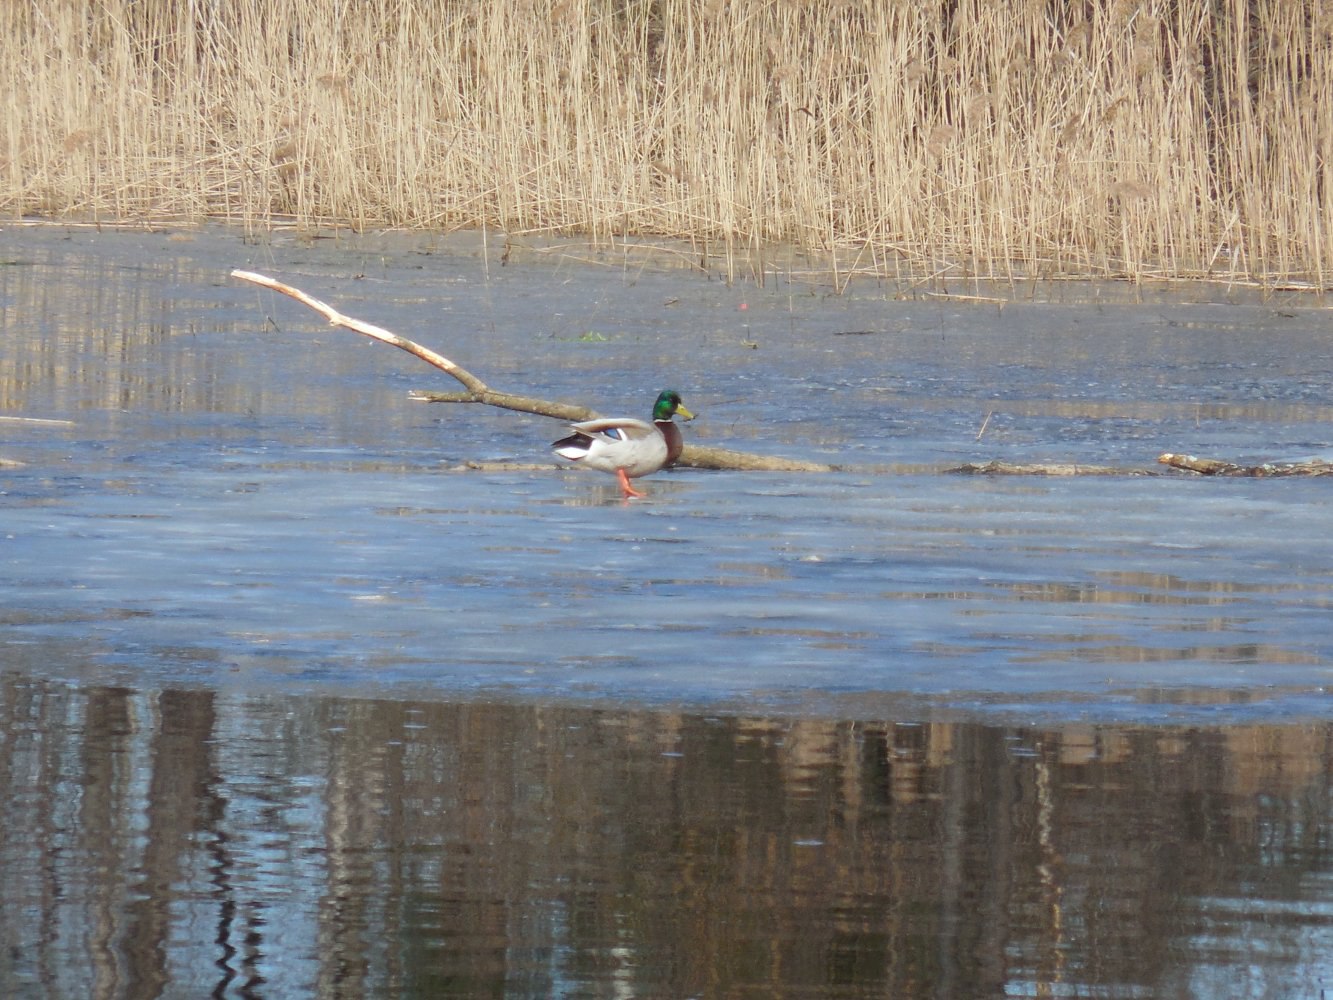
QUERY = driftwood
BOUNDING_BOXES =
[230,270,833,472]
[1157,453,1333,477]
[406,390,827,471]
[226,272,1327,482]
[954,456,1333,477]
[950,460,1135,476]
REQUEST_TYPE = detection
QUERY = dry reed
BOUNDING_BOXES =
[3,0,1330,287]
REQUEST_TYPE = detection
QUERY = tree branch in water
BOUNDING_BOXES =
[1157,453,1333,476]
[231,273,1313,481]
[229,269,834,472]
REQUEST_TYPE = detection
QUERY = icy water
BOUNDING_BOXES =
[1,225,1330,997]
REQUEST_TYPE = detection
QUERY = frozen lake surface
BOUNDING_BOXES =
[2,224,1330,719]
[0,224,1330,998]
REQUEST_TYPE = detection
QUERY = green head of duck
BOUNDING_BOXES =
[653,389,694,423]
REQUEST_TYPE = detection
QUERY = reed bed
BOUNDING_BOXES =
[3,0,1330,287]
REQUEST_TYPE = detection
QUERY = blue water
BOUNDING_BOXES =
[1,224,1331,720]
[2,226,1331,1000]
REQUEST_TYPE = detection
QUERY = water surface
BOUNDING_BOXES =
[0,224,1330,997]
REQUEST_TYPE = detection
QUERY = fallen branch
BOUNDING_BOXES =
[950,460,1141,476]
[1157,453,1333,476]
[230,272,1327,482]
[230,269,834,472]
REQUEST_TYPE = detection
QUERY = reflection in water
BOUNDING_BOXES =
[0,675,1328,998]
[4,227,1333,998]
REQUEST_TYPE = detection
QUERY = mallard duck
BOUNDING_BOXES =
[552,389,694,498]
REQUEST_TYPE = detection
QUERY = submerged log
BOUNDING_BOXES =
[954,456,1333,478]
[227,273,1329,482]
[949,460,1135,476]
[406,390,832,470]
[230,270,834,472]
[1157,453,1333,476]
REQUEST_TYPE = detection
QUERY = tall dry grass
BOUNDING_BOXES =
[3,0,1330,286]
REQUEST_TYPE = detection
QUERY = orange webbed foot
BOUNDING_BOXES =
[616,468,647,499]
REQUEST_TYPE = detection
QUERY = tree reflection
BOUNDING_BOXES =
[0,677,1328,998]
